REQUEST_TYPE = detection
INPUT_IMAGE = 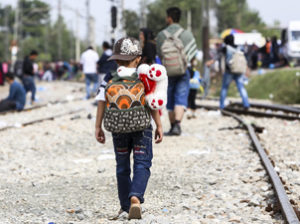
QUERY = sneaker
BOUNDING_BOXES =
[128,197,142,220]
[171,123,181,136]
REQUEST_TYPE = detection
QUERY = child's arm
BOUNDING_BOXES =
[95,101,106,144]
[150,110,163,144]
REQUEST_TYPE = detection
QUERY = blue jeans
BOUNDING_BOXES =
[220,73,250,109]
[85,73,98,98]
[22,76,36,101]
[112,126,153,212]
[166,72,190,110]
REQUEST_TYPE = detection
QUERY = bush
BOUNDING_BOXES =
[212,69,300,104]
[246,70,300,104]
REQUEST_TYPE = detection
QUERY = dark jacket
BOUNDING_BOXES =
[98,50,117,74]
[22,56,34,76]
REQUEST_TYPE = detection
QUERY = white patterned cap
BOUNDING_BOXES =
[108,37,142,61]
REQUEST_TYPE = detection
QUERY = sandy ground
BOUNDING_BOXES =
[0,81,295,223]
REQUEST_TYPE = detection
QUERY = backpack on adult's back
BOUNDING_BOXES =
[226,45,247,75]
[104,71,151,133]
[161,28,188,76]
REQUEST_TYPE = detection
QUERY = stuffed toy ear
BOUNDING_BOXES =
[148,64,167,81]
[137,64,150,79]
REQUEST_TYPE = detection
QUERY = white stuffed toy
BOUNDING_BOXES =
[137,64,168,110]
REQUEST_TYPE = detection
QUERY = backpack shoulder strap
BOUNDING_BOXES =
[173,28,184,39]
[111,71,138,82]
[163,30,171,39]
[227,45,238,53]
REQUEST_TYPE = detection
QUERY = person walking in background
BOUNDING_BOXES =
[187,57,201,119]
[156,7,197,136]
[202,44,219,98]
[139,28,156,65]
[97,41,117,86]
[80,46,99,99]
[22,50,38,104]
[0,72,26,112]
[220,34,250,109]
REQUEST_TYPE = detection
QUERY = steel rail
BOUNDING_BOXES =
[229,102,300,114]
[196,104,300,120]
[0,108,84,132]
[0,97,84,116]
[221,110,300,224]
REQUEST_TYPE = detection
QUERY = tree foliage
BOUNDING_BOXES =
[123,10,140,39]
[0,0,82,62]
[146,0,203,47]
[216,0,265,33]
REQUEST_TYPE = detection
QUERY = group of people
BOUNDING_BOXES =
[92,6,254,220]
[0,5,253,220]
[242,36,288,70]
[0,50,39,112]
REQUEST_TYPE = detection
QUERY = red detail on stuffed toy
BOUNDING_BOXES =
[152,67,155,71]
[152,99,155,103]
[118,69,121,72]
[158,99,163,106]
[139,73,156,94]
[156,70,161,77]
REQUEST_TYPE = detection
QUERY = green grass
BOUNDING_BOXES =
[215,69,300,104]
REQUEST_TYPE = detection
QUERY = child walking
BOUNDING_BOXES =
[187,57,202,119]
[94,37,163,220]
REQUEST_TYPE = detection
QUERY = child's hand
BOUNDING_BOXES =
[95,127,105,144]
[155,126,163,144]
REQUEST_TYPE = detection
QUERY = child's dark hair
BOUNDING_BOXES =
[166,7,181,23]
[115,56,140,67]
[102,41,111,49]
[5,72,14,80]
[30,50,38,56]
[224,34,235,46]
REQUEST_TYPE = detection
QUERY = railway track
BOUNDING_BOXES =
[196,102,300,121]
[0,108,85,132]
[197,102,300,223]
[0,97,84,116]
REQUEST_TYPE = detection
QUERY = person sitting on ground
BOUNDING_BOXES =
[42,63,53,81]
[0,72,26,112]
[94,37,163,220]
[187,57,201,119]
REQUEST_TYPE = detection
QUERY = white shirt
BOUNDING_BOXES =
[80,49,99,74]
